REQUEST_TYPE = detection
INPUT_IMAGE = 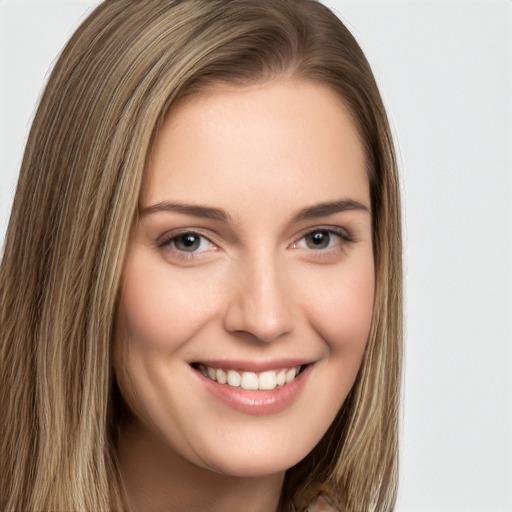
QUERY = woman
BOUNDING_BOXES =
[0,1,402,511]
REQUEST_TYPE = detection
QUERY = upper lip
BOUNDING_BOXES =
[191,358,312,372]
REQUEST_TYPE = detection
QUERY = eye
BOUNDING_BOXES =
[158,231,216,255]
[303,230,334,250]
[173,233,204,252]
[295,229,349,251]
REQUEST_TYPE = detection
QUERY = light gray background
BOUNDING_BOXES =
[1,1,511,510]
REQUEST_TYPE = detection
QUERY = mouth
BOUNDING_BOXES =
[191,361,312,415]
[193,363,305,391]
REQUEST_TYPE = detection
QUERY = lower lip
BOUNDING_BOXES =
[195,365,312,416]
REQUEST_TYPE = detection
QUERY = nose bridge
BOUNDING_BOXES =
[224,248,294,343]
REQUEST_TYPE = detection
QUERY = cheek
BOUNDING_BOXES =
[112,255,209,409]
[300,255,375,354]
[296,256,374,425]
[114,254,221,355]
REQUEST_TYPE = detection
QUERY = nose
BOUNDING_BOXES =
[223,253,295,343]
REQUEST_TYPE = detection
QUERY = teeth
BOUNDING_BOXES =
[199,365,302,390]
[240,372,259,390]
[258,370,277,390]
[227,369,241,387]
[276,370,286,386]
[216,368,227,384]
[285,367,297,383]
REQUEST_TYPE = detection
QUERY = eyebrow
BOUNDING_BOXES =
[140,199,369,223]
[291,200,370,222]
[140,201,230,221]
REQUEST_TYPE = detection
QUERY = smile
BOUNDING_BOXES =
[198,364,302,391]
[193,361,312,415]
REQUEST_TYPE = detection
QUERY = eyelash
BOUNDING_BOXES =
[156,229,217,261]
[292,226,354,250]
[156,226,354,261]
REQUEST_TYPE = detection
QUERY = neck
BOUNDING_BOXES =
[116,416,284,512]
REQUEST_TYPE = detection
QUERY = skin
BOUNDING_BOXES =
[114,79,374,512]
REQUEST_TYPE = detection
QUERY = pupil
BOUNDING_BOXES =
[177,234,200,251]
[307,231,329,249]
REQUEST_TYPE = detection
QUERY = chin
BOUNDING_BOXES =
[197,447,307,479]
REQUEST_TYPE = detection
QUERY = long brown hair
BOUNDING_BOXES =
[0,1,402,510]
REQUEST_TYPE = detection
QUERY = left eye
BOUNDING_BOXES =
[296,230,344,250]
[165,232,214,253]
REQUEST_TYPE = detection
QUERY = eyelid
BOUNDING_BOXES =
[290,225,354,247]
[156,228,220,259]
[156,227,214,244]
[155,224,354,261]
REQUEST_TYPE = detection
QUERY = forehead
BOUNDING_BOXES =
[142,80,369,214]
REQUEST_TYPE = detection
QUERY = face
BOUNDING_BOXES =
[114,80,374,478]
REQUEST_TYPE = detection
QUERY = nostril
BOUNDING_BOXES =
[222,267,295,342]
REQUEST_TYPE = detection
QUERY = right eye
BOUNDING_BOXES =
[157,230,218,260]
[171,233,209,252]
[301,230,337,250]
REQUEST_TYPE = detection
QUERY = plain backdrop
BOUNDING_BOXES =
[1,1,511,511]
